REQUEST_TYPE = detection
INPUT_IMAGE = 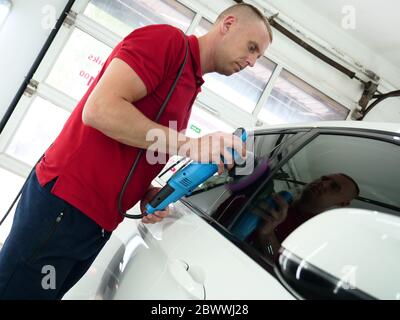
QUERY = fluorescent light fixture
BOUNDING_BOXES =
[0,0,11,29]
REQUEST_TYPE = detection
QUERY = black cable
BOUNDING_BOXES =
[2,24,188,224]
[118,37,189,219]
[0,187,22,227]
[1,1,75,226]
[233,0,381,86]
[0,0,76,135]
[360,90,400,119]
[0,156,43,227]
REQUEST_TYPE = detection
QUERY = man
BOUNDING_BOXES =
[0,4,272,299]
[251,174,360,260]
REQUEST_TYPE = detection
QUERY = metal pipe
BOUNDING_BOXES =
[360,90,400,119]
[233,0,380,83]
[0,0,76,135]
[268,17,356,79]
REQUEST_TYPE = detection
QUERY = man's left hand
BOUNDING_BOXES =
[140,187,170,224]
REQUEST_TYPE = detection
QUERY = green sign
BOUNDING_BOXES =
[190,124,201,134]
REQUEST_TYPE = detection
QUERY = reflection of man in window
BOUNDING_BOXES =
[254,173,360,260]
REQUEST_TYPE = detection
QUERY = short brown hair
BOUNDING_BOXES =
[216,3,273,42]
[339,173,360,198]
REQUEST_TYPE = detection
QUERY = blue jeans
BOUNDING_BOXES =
[0,170,111,300]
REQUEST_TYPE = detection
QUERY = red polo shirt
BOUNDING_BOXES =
[274,207,314,243]
[36,25,204,231]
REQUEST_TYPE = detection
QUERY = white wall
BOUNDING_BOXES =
[0,0,69,120]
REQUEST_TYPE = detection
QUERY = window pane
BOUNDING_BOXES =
[258,69,349,125]
[186,103,234,138]
[0,0,11,29]
[204,58,276,114]
[281,134,400,211]
[0,168,25,246]
[184,133,296,215]
[193,17,212,37]
[84,0,195,37]
[46,28,112,101]
[6,97,70,165]
[234,132,400,263]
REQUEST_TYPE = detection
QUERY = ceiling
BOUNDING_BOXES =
[263,0,400,73]
[297,0,400,68]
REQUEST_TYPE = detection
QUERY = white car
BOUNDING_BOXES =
[64,121,400,300]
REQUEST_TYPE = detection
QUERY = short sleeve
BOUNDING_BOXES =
[114,25,186,94]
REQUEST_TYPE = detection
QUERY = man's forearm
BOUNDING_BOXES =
[83,93,244,169]
[82,95,190,155]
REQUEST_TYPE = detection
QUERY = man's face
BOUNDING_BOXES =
[300,174,356,214]
[216,17,270,76]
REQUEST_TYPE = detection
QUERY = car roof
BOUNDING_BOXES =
[255,121,400,134]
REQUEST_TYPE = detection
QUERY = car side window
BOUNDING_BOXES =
[230,132,400,263]
[184,132,299,216]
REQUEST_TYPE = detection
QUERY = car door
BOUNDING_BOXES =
[106,130,311,300]
[68,125,400,300]
[238,127,400,299]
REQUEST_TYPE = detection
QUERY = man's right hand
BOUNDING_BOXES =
[258,194,290,234]
[181,131,247,175]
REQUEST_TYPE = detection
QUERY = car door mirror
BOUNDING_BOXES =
[275,208,400,300]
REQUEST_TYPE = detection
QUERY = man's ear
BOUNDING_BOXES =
[221,15,236,34]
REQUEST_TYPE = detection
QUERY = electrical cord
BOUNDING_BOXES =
[0,186,24,227]
[0,155,43,227]
[0,36,189,225]
[360,89,400,119]
[118,37,189,219]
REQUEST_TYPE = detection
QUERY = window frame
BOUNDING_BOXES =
[0,0,12,29]
[83,0,197,37]
[179,125,400,274]
[257,67,351,125]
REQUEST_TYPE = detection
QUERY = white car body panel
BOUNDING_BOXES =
[112,202,294,300]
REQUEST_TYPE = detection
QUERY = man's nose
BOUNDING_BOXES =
[246,55,257,67]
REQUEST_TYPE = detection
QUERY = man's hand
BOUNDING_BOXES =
[140,187,169,224]
[269,193,290,227]
[181,131,246,175]
[257,194,289,234]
